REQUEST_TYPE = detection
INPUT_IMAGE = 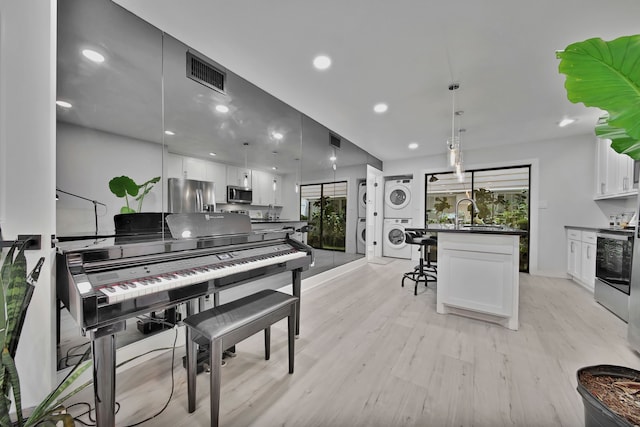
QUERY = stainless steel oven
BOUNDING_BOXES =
[595,231,633,322]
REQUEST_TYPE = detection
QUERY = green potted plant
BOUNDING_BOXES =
[108,176,160,213]
[557,34,640,427]
[0,240,90,426]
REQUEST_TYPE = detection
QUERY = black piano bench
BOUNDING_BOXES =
[184,289,298,427]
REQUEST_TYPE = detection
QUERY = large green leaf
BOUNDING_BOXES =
[2,349,23,427]
[595,118,640,159]
[4,244,29,358]
[557,35,640,154]
[25,360,91,427]
[108,175,139,198]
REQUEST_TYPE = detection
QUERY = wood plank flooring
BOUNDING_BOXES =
[64,259,640,426]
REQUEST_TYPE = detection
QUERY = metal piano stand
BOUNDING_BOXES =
[89,268,303,427]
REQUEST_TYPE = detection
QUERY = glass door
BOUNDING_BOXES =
[300,182,347,251]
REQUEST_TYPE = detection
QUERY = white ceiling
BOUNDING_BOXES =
[112,0,640,164]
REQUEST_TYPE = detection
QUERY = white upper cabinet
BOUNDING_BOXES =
[205,162,227,203]
[167,153,185,179]
[227,166,252,188]
[251,170,282,206]
[167,154,227,203]
[595,138,637,199]
[167,153,207,180]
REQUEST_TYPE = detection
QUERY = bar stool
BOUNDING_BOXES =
[401,230,437,295]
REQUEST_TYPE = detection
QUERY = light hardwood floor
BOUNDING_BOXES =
[64,259,640,426]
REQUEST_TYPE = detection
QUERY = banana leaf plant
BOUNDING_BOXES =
[108,175,161,213]
[556,34,640,159]
[0,241,91,427]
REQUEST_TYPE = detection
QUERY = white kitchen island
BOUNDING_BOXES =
[435,228,525,331]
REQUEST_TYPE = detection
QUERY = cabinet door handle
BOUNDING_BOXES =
[587,245,591,259]
[570,241,574,253]
[623,177,629,191]
[601,182,606,194]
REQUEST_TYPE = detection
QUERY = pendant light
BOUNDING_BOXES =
[243,142,249,188]
[456,127,466,182]
[447,83,460,167]
[294,158,300,193]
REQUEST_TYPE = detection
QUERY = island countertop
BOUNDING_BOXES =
[407,226,527,236]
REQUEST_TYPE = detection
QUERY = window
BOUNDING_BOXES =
[426,166,530,272]
[300,181,348,251]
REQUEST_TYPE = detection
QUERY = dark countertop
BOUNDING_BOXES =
[565,225,634,235]
[407,226,528,236]
[250,219,307,224]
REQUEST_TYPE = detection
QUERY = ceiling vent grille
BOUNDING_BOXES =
[186,51,225,93]
[330,134,341,149]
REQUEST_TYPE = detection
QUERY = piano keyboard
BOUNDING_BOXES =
[90,245,307,304]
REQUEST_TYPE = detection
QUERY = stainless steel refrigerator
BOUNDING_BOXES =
[167,178,216,213]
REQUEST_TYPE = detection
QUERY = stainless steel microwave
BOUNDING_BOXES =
[227,185,253,204]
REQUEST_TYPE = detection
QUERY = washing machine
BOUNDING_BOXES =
[358,181,367,218]
[356,217,366,254]
[384,179,412,219]
[382,218,412,259]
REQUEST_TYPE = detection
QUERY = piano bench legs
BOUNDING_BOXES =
[184,290,298,427]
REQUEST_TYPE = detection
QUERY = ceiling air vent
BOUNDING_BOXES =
[186,51,225,93]
[330,134,341,150]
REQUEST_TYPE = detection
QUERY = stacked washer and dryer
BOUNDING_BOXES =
[383,178,413,259]
[356,181,367,254]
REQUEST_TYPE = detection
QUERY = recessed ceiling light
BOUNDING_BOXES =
[559,118,576,127]
[56,100,72,109]
[272,132,283,140]
[82,49,105,63]
[164,130,175,136]
[329,155,337,161]
[408,142,419,149]
[374,103,388,113]
[215,105,229,113]
[272,166,277,170]
[209,152,216,156]
[313,55,331,70]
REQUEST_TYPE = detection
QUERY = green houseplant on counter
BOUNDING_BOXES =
[557,34,640,427]
[108,175,160,214]
[0,240,90,427]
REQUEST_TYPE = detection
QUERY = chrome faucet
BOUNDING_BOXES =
[455,198,479,228]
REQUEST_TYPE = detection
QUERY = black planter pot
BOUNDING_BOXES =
[577,365,640,427]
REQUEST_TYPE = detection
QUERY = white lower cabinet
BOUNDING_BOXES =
[566,228,596,291]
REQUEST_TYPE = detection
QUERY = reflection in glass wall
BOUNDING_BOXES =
[300,182,347,251]
[426,166,530,271]
[56,0,164,238]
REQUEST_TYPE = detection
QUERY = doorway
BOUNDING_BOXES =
[300,182,347,251]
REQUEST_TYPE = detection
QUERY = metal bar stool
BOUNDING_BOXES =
[401,230,437,295]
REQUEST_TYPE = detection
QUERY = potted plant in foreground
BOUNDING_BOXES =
[0,240,90,426]
[557,34,640,426]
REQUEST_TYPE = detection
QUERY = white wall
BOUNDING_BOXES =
[57,122,164,235]
[0,0,57,406]
[383,133,623,278]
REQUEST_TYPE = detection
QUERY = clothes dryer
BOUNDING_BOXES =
[382,218,412,259]
[356,217,366,254]
[358,182,367,218]
[384,179,412,219]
